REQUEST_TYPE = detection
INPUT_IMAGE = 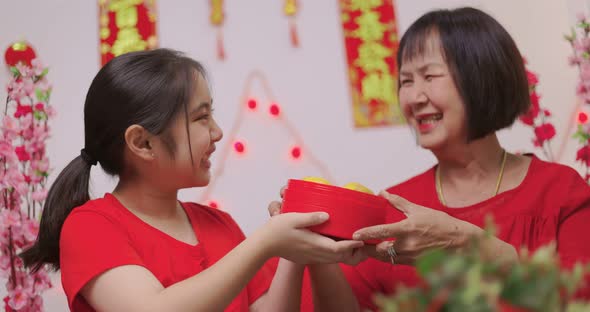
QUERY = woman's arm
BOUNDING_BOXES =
[353,192,518,265]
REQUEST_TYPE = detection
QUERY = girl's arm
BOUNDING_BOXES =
[250,259,305,312]
[308,263,363,311]
[82,213,362,312]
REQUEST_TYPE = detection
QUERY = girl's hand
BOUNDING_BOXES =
[263,200,366,266]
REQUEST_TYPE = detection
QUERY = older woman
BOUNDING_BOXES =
[270,7,590,311]
[343,7,590,310]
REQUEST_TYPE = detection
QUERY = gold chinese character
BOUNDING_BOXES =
[361,72,397,104]
[111,27,147,56]
[354,41,392,73]
[352,11,387,41]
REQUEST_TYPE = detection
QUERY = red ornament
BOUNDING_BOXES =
[247,98,258,110]
[208,201,219,209]
[234,141,245,154]
[4,41,36,67]
[579,111,588,124]
[270,103,281,116]
[577,145,590,167]
[291,146,302,159]
[15,146,31,162]
[533,123,556,145]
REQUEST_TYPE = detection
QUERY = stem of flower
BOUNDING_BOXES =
[7,227,18,290]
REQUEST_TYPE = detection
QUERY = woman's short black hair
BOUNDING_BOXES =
[398,7,530,141]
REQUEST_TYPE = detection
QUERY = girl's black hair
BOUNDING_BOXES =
[21,48,207,272]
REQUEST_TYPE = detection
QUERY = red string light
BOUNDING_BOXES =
[247,98,257,110]
[233,141,245,153]
[208,201,219,209]
[269,103,281,117]
[291,146,302,159]
[578,111,588,124]
[199,71,334,205]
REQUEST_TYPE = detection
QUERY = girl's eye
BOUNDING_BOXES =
[194,114,209,122]
[194,109,214,122]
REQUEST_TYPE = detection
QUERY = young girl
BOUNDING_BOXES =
[21,49,364,311]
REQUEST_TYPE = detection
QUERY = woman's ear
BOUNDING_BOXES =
[124,125,156,161]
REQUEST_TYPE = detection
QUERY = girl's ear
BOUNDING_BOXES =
[124,125,156,161]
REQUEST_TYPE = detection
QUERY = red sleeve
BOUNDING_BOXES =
[557,170,590,299]
[340,260,391,311]
[207,208,276,305]
[60,210,143,308]
[247,257,279,304]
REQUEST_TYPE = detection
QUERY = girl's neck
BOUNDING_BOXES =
[113,176,180,220]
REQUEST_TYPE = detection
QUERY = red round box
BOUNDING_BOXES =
[281,179,406,243]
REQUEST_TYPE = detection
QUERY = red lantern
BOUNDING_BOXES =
[4,41,36,67]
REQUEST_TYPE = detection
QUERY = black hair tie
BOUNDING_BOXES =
[80,149,97,166]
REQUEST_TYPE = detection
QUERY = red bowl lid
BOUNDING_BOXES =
[281,179,406,242]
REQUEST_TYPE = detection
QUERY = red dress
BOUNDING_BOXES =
[60,194,275,312]
[301,155,590,311]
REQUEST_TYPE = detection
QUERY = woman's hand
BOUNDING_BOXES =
[353,191,478,265]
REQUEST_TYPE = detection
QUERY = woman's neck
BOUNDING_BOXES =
[433,134,505,183]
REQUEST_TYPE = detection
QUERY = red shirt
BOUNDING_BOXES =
[60,193,274,312]
[301,156,590,311]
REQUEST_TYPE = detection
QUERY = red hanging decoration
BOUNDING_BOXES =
[216,29,226,60]
[4,41,36,67]
[210,0,225,60]
[98,0,158,66]
[289,20,300,47]
[284,0,299,47]
[339,0,402,127]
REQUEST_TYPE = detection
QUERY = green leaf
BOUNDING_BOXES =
[33,110,47,121]
[35,89,44,101]
[35,89,48,102]
[462,265,483,304]
[566,302,590,312]
[10,66,20,77]
[40,67,49,78]
[565,28,577,42]
[530,244,556,265]
[416,249,447,276]
[35,170,49,178]
[573,126,590,144]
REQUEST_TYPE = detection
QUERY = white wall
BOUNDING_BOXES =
[0,0,581,310]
